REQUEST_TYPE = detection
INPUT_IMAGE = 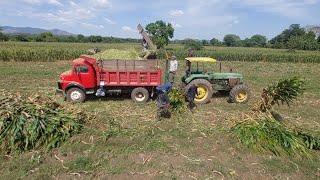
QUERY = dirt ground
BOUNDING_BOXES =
[0,60,319,179]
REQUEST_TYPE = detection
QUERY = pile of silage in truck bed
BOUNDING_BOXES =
[94,48,141,60]
[0,91,89,154]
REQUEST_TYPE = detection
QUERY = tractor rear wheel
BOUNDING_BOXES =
[229,84,250,103]
[131,87,149,103]
[185,79,213,104]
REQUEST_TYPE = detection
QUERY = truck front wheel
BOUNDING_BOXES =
[66,88,86,103]
[131,87,149,103]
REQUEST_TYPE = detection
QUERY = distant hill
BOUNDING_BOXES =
[305,25,320,37]
[0,26,74,36]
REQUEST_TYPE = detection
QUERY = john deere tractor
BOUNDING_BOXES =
[182,57,250,104]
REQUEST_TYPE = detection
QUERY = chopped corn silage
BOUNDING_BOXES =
[94,48,141,60]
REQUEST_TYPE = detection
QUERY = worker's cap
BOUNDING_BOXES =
[171,56,177,60]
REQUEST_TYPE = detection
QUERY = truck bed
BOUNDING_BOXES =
[97,59,162,87]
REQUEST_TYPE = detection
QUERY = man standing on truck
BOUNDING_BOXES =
[169,56,178,84]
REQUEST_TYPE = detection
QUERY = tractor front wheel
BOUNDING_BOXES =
[229,84,250,103]
[185,79,213,104]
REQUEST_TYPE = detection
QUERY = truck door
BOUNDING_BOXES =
[75,65,96,89]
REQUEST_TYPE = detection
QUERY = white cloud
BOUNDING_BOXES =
[22,0,41,4]
[81,22,104,29]
[48,0,63,6]
[171,22,182,28]
[69,1,77,7]
[169,9,184,17]
[238,0,320,17]
[104,17,116,25]
[22,0,63,6]
[121,26,136,33]
[91,0,112,8]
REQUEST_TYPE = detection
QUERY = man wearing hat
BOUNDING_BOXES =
[169,56,178,84]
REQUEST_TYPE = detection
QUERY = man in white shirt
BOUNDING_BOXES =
[169,56,178,84]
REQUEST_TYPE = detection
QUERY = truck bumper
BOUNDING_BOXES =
[56,82,65,96]
[56,88,64,95]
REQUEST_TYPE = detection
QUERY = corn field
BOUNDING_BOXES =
[0,42,140,62]
[1,42,320,62]
[166,46,320,63]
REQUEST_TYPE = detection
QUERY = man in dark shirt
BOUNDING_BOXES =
[156,83,172,120]
[187,84,198,111]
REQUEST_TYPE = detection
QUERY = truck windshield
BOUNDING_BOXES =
[75,66,89,73]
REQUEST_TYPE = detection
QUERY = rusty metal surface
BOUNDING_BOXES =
[137,24,156,50]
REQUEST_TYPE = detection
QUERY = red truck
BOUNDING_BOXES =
[57,55,162,103]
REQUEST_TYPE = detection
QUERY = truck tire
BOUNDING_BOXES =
[229,84,250,103]
[66,88,86,103]
[185,79,213,104]
[131,87,149,103]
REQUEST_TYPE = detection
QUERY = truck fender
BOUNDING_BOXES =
[65,83,86,93]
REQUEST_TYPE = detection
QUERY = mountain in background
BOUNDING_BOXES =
[0,26,74,36]
[305,25,320,37]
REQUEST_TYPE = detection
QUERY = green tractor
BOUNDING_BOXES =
[182,57,250,104]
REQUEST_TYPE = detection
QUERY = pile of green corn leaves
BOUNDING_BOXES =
[232,77,320,156]
[231,117,320,157]
[0,92,88,153]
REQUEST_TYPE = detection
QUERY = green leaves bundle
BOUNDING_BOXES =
[0,92,88,153]
[258,77,305,111]
[168,88,187,113]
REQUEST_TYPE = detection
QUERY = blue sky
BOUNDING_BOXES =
[0,0,319,40]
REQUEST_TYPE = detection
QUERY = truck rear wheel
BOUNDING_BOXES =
[66,88,86,103]
[131,87,149,103]
[185,79,213,104]
[229,84,250,103]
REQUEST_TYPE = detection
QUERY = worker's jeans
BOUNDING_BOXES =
[169,72,176,84]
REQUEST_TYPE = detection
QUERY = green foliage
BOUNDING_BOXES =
[296,130,320,150]
[146,20,174,49]
[0,27,9,42]
[183,39,204,50]
[243,35,267,47]
[231,118,309,156]
[261,77,305,110]
[36,32,57,42]
[223,34,241,47]
[103,119,122,141]
[287,32,318,51]
[270,24,319,50]
[210,38,221,46]
[168,88,187,113]
[0,92,88,153]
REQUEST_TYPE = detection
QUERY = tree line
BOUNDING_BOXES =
[0,30,140,44]
[1,24,320,51]
[179,24,320,51]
